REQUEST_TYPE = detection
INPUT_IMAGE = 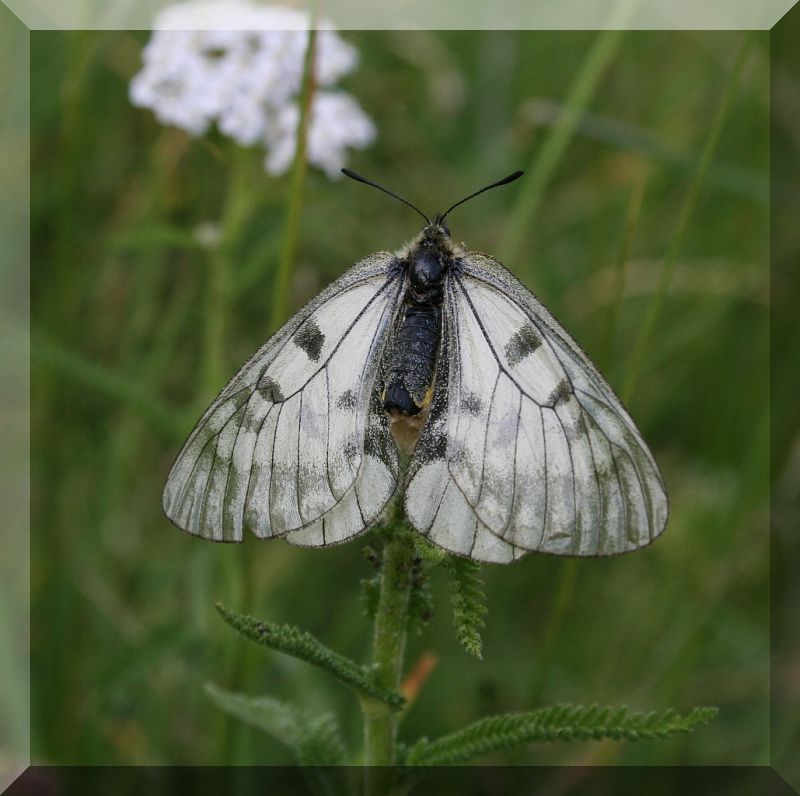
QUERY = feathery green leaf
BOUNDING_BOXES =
[402,704,718,765]
[444,556,487,659]
[205,682,347,765]
[412,534,447,565]
[205,683,352,796]
[215,602,405,708]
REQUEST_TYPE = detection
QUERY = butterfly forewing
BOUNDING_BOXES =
[163,252,404,543]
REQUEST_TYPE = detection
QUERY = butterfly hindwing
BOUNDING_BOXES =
[404,291,527,563]
[163,252,404,543]
[405,252,668,560]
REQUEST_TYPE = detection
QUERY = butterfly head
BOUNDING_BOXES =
[429,215,451,238]
[407,221,455,294]
[419,218,452,250]
[340,167,524,287]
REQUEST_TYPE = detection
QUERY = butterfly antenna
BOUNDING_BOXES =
[439,170,525,222]
[341,168,430,224]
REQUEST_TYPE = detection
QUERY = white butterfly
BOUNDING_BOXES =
[163,170,668,563]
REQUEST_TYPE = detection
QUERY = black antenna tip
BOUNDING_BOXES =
[501,170,525,184]
[341,167,365,182]
[439,169,526,222]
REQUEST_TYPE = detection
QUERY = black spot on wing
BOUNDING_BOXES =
[504,323,542,367]
[427,432,448,460]
[546,379,573,407]
[364,420,396,467]
[336,389,357,410]
[563,412,589,442]
[258,376,284,403]
[344,440,360,464]
[461,392,483,416]
[293,319,325,361]
[362,385,398,468]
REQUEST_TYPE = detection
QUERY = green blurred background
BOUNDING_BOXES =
[30,27,773,768]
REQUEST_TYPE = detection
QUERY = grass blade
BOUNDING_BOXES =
[270,26,317,330]
[499,0,637,266]
[622,32,754,402]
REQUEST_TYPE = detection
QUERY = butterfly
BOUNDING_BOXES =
[163,169,668,563]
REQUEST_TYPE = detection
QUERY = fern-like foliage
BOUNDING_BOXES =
[443,556,487,659]
[205,682,347,765]
[205,683,351,796]
[410,533,447,565]
[216,603,405,708]
[401,704,719,766]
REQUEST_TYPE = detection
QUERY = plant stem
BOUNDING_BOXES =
[601,171,647,370]
[202,148,261,763]
[270,26,317,330]
[362,530,414,790]
[203,149,254,399]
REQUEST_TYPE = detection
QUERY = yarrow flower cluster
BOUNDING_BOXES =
[130,1,376,177]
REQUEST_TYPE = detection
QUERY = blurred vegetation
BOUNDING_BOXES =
[770,7,800,793]
[30,27,776,771]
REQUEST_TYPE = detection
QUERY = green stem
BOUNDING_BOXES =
[622,32,754,402]
[221,22,317,766]
[203,149,260,763]
[362,530,414,789]
[601,173,647,369]
[203,149,255,398]
[270,27,317,331]
[220,21,317,764]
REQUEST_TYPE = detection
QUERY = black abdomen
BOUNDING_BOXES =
[382,303,441,416]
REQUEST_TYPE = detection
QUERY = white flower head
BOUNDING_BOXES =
[265,92,377,178]
[130,1,374,177]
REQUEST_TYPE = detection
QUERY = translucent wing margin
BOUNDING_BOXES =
[163,252,404,544]
[406,252,667,561]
